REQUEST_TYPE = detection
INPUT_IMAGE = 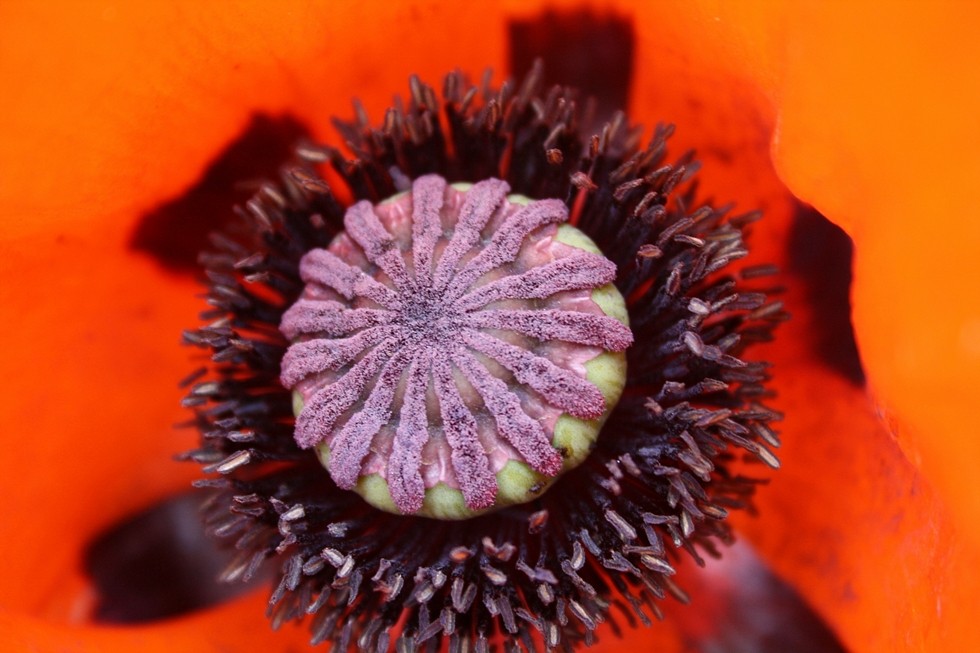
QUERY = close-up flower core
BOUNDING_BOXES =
[6,2,980,652]
[182,65,784,651]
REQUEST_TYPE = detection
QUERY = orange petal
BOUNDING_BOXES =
[644,1,980,648]
[0,0,508,239]
[766,1,980,548]
[732,263,980,651]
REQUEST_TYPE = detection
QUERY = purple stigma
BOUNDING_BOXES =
[280,175,632,515]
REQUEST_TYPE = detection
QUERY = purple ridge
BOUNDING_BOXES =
[431,356,497,509]
[461,330,606,419]
[328,348,413,490]
[465,309,634,350]
[456,251,617,311]
[279,300,390,340]
[445,199,568,301]
[279,326,398,388]
[294,338,401,448]
[279,175,633,514]
[409,175,446,286]
[450,348,562,477]
[431,179,510,292]
[387,349,432,513]
[299,249,402,309]
[344,201,413,290]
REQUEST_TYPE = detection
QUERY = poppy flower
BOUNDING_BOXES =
[1,1,978,652]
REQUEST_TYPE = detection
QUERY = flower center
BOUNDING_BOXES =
[396,290,460,347]
[279,175,632,519]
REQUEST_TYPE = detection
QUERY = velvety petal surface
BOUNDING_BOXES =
[2,1,978,651]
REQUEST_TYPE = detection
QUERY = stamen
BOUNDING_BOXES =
[184,67,785,653]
